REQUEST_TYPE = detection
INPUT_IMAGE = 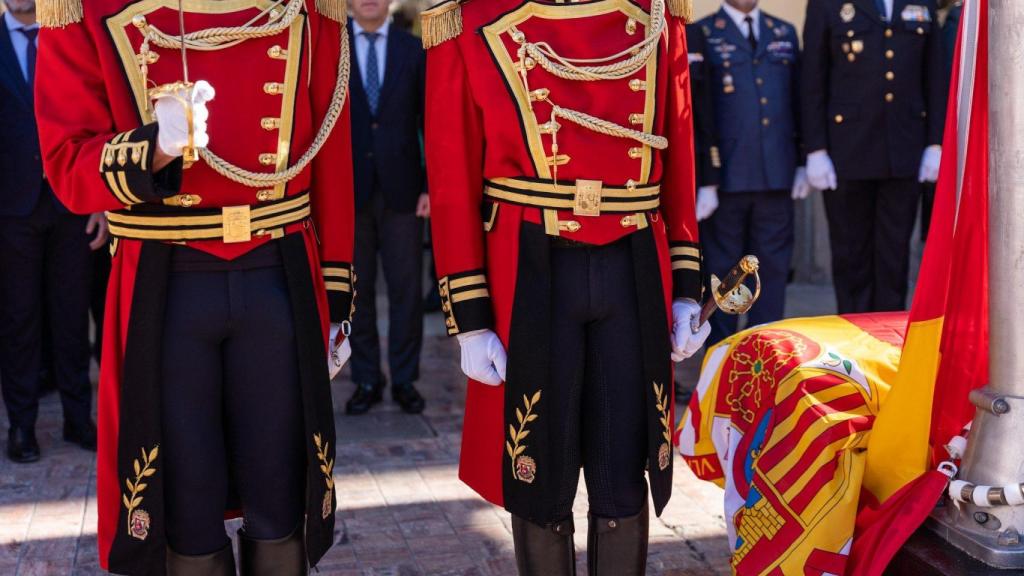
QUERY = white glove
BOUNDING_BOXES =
[671,299,711,363]
[791,167,812,200]
[328,323,351,380]
[806,150,838,191]
[696,186,720,221]
[154,80,215,158]
[456,329,507,386]
[918,145,942,183]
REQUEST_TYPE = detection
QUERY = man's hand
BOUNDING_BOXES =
[154,80,216,159]
[86,213,109,251]
[456,329,507,386]
[806,150,838,191]
[671,299,711,362]
[919,145,942,183]
[696,186,719,222]
[415,193,430,218]
[791,167,812,200]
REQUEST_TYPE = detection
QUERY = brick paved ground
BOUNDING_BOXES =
[0,284,836,575]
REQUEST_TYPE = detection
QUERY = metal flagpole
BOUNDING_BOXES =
[929,0,1024,567]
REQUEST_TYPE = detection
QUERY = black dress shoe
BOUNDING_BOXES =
[392,383,426,415]
[7,427,41,463]
[345,383,383,415]
[64,420,98,451]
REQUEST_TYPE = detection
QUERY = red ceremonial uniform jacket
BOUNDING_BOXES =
[35,0,353,572]
[424,0,701,519]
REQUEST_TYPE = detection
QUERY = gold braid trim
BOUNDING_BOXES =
[314,0,347,23]
[421,0,463,50]
[666,0,693,22]
[38,0,83,28]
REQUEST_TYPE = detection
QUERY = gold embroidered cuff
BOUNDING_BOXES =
[99,124,164,206]
[323,261,354,323]
[439,270,494,336]
[670,241,703,300]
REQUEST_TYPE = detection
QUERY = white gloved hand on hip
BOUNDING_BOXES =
[154,79,216,158]
[791,166,812,200]
[328,322,351,380]
[456,329,507,386]
[918,145,942,183]
[696,186,720,221]
[806,150,838,191]
[671,298,711,363]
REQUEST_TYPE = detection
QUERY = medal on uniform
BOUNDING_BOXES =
[851,40,864,54]
[715,18,727,30]
[723,73,735,94]
[840,3,856,23]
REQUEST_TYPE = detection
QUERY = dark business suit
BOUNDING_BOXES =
[0,23,93,432]
[803,0,946,313]
[348,20,426,390]
[696,9,801,344]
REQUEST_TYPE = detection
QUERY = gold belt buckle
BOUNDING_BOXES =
[573,179,603,217]
[222,205,252,243]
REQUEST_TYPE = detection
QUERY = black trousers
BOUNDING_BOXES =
[702,190,794,345]
[548,238,648,520]
[0,193,92,430]
[350,191,424,387]
[160,244,305,556]
[824,179,921,314]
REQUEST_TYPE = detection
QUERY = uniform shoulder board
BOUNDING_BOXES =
[37,0,83,28]
[314,0,347,23]
[666,0,693,22]
[421,0,464,50]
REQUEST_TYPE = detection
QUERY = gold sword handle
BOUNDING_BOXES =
[699,255,761,326]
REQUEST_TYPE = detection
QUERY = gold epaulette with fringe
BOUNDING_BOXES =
[315,0,347,23]
[421,0,463,50]
[666,0,693,22]
[38,0,83,28]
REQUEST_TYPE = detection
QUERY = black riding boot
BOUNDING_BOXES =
[586,500,649,576]
[166,542,236,576]
[238,526,307,576]
[511,515,577,576]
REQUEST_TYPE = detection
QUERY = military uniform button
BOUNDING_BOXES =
[723,61,731,69]
[264,82,285,95]
[886,71,895,81]
[917,27,925,35]
[885,92,895,103]
[261,117,281,131]
[268,45,288,59]
[762,118,771,127]
[608,521,617,529]
[628,113,644,125]
[259,153,277,166]
[625,17,637,35]
[847,30,855,38]
[834,114,844,124]
[628,147,643,159]
[886,50,895,60]
[256,190,274,202]
[760,97,768,106]
[885,28,893,38]
[629,79,646,91]
[529,88,550,102]
[756,78,764,86]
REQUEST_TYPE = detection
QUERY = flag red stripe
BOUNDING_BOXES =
[774,415,874,495]
[759,392,867,472]
[770,373,848,425]
[789,456,840,515]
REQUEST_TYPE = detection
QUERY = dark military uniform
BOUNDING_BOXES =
[696,7,801,344]
[803,0,945,313]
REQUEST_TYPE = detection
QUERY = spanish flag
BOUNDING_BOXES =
[848,0,989,572]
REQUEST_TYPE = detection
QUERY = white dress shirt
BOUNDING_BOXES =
[352,19,389,88]
[721,2,761,42]
[4,11,38,82]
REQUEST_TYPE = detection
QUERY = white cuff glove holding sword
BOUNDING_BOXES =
[328,322,352,380]
[672,298,711,362]
[153,80,215,158]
